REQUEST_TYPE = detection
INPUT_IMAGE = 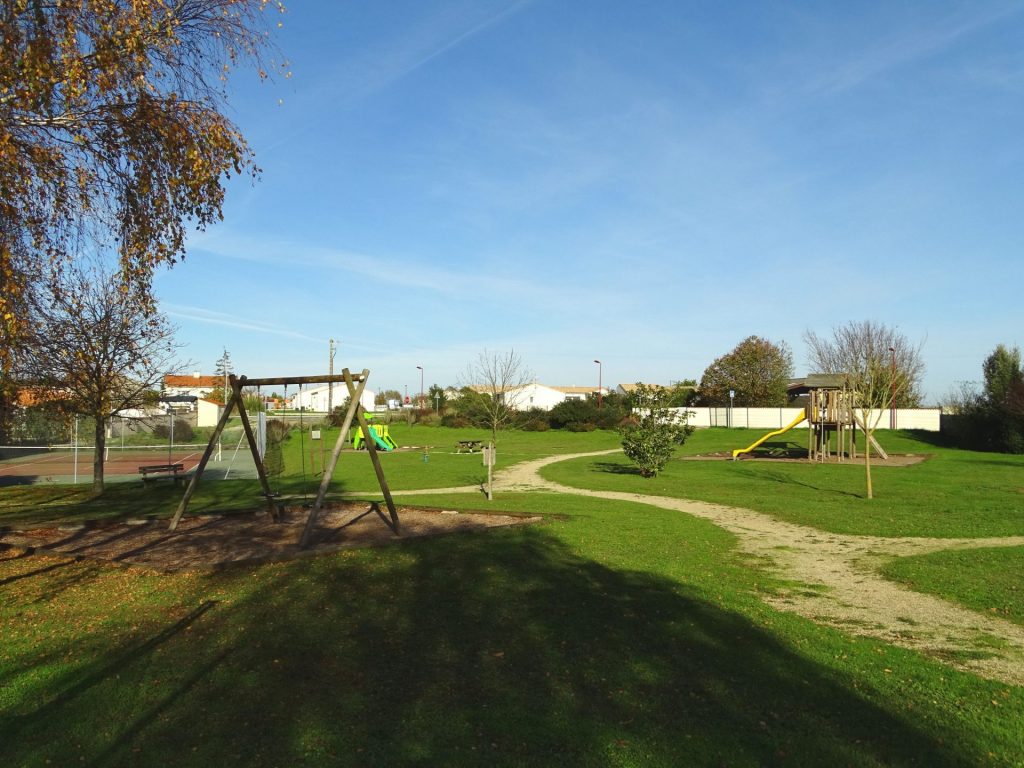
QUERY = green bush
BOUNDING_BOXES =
[441,414,472,429]
[324,405,348,428]
[521,418,550,432]
[566,421,597,432]
[619,383,694,477]
[262,420,291,479]
[549,399,598,430]
[153,419,194,442]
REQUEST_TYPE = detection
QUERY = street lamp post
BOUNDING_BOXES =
[416,365,424,409]
[594,359,602,409]
[328,338,337,414]
[889,347,897,430]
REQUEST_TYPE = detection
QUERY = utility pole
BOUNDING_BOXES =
[889,346,896,430]
[328,338,337,414]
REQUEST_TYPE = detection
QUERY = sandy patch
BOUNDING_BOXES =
[0,504,540,572]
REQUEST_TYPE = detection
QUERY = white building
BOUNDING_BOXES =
[288,382,375,414]
[197,398,223,428]
[494,383,610,411]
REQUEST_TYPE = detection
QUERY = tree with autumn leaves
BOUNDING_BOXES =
[698,336,793,407]
[17,258,182,492]
[0,0,285,402]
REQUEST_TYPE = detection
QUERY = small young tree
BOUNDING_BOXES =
[804,321,924,498]
[460,349,533,447]
[620,383,695,477]
[17,260,182,492]
[200,349,235,404]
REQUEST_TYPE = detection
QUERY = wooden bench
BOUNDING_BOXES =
[455,440,483,454]
[139,463,187,486]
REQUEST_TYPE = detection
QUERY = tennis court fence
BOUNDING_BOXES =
[0,439,264,485]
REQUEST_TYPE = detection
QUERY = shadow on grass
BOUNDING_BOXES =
[592,460,644,476]
[755,439,808,456]
[0,529,973,766]
[0,601,217,738]
[0,555,77,587]
[0,477,311,529]
[745,466,863,498]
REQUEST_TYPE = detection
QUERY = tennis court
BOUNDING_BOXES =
[0,442,259,485]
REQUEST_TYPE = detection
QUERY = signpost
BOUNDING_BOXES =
[483,442,495,500]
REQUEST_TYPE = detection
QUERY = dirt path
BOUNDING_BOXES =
[492,450,1024,686]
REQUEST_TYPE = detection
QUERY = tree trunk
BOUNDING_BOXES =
[93,416,106,493]
[864,433,873,499]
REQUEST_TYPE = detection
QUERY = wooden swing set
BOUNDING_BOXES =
[168,368,398,548]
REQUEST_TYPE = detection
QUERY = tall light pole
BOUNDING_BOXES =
[328,338,337,414]
[889,346,896,430]
[416,365,424,408]
[594,359,602,409]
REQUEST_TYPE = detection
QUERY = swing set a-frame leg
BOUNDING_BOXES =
[168,374,277,531]
[298,368,400,548]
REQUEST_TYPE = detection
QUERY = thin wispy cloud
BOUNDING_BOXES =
[806,4,1021,94]
[185,230,624,311]
[164,304,329,345]
[376,0,534,93]
[258,1,533,153]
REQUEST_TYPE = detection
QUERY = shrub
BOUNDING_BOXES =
[521,418,550,432]
[441,414,472,429]
[266,419,292,441]
[566,421,596,432]
[414,411,442,427]
[619,383,694,477]
[153,419,193,442]
[549,399,598,430]
[324,405,349,428]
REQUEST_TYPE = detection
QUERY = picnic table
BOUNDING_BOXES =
[455,440,484,454]
[138,463,187,486]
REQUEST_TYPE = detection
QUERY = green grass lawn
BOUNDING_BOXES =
[2,425,1023,765]
[0,425,621,528]
[543,428,1024,538]
[3,491,1022,766]
[880,546,1024,627]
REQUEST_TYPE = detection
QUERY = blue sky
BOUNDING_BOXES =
[154,0,1024,402]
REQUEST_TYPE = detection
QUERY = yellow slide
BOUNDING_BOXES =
[731,413,807,459]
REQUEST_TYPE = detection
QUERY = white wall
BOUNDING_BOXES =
[197,399,222,428]
[505,383,567,411]
[677,407,941,431]
[290,384,375,413]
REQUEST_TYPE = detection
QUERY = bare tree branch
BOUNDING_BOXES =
[16,257,185,492]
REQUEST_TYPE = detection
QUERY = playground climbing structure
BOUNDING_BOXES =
[807,385,888,462]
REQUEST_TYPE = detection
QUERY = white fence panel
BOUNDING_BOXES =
[673,407,941,431]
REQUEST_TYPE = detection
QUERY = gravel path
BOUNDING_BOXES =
[492,450,1024,685]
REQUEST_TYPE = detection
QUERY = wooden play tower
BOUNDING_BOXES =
[806,381,887,462]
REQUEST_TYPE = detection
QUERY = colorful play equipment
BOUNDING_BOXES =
[732,379,888,462]
[351,415,397,452]
[731,412,806,459]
